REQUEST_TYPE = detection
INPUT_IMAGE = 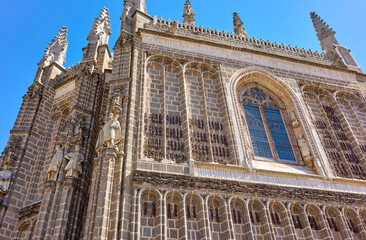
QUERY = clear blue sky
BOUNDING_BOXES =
[0,0,365,151]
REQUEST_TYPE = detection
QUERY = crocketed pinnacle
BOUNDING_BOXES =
[87,6,112,44]
[310,12,338,51]
[233,12,248,37]
[47,26,68,51]
[183,0,195,26]
[41,26,68,66]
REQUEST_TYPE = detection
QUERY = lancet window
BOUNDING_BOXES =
[241,86,297,162]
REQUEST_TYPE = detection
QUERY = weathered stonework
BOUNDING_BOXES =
[1,1,366,240]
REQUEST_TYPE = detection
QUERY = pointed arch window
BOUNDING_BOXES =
[241,86,296,162]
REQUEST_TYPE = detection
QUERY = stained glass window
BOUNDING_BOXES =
[242,87,296,162]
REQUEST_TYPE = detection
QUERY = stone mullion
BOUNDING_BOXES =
[260,106,279,161]
[198,72,214,163]
[181,69,193,170]
[130,189,140,240]
[203,196,213,240]
[162,66,167,160]
[264,204,278,240]
[221,199,234,240]
[226,201,236,240]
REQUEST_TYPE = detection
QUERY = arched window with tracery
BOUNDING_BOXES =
[241,86,298,163]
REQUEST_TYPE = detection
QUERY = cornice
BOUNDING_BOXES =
[139,28,365,78]
[133,170,366,206]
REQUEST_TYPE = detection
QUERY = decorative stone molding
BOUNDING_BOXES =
[19,201,42,220]
[144,17,333,64]
[133,170,366,206]
[227,67,331,178]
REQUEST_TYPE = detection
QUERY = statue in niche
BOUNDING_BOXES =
[0,164,13,194]
[297,134,314,168]
[47,144,64,181]
[96,113,122,150]
[72,114,86,147]
[64,145,84,178]
[288,109,300,128]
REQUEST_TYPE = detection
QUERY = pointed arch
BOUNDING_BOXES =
[227,67,329,177]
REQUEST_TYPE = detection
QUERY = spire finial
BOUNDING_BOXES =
[87,6,112,45]
[233,12,248,37]
[310,12,338,51]
[40,26,69,67]
[183,0,195,26]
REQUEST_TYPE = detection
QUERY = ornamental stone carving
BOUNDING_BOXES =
[233,12,248,37]
[298,134,314,168]
[96,113,123,151]
[47,144,63,181]
[288,109,300,128]
[64,145,84,178]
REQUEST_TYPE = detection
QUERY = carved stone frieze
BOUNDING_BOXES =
[133,170,366,206]
[19,201,41,220]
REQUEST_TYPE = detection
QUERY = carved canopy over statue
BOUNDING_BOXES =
[96,113,123,151]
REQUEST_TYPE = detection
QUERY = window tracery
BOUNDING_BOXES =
[241,86,298,162]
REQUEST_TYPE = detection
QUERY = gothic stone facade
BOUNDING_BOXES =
[1,1,366,239]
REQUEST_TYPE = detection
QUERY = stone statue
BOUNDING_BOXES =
[298,134,313,168]
[64,145,84,178]
[288,109,300,128]
[0,164,13,194]
[47,145,63,181]
[96,113,122,150]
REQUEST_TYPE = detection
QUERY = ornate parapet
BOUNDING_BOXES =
[144,17,334,66]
